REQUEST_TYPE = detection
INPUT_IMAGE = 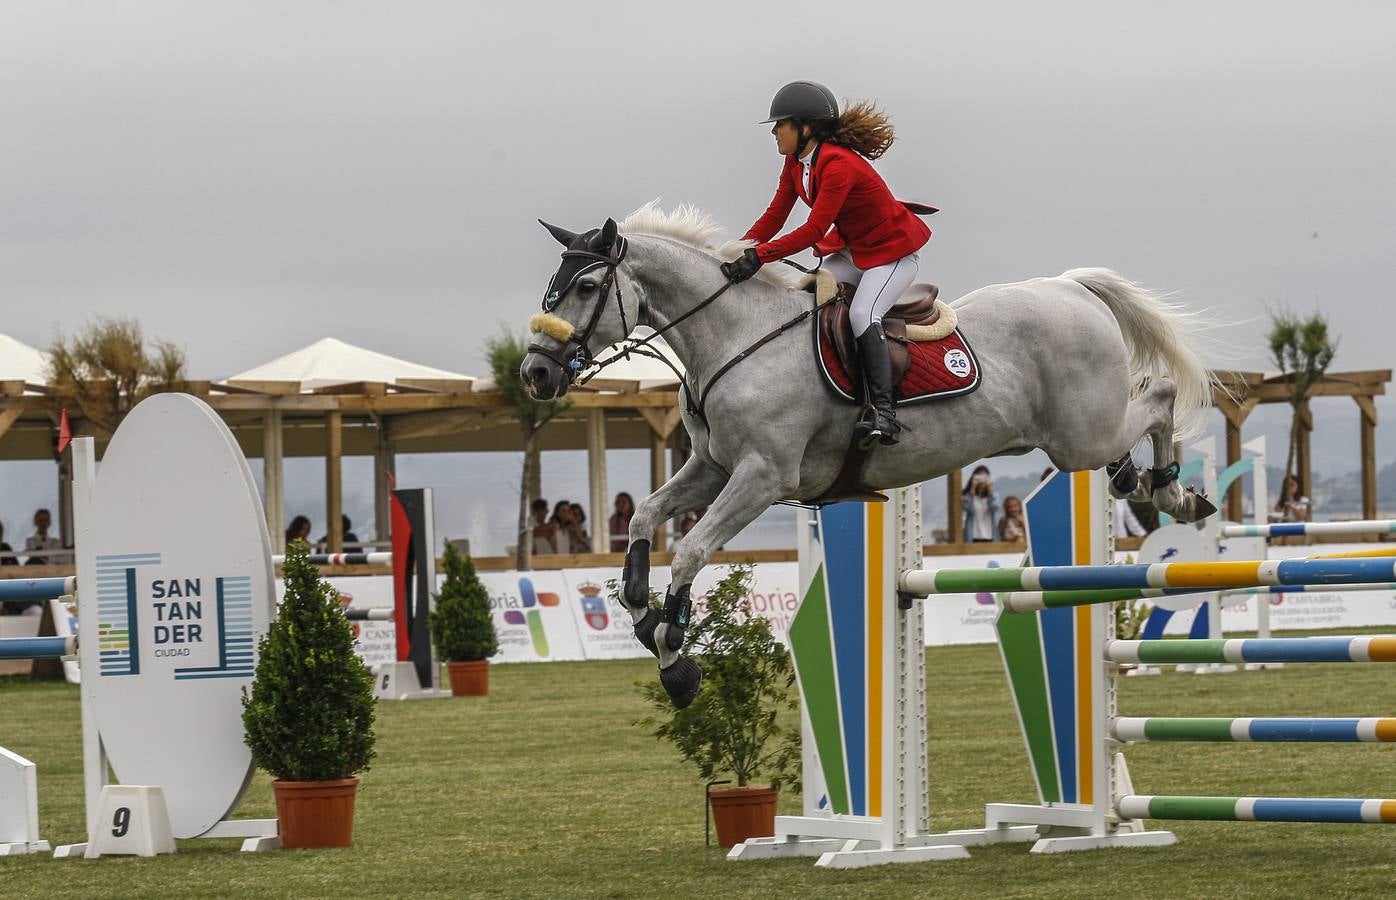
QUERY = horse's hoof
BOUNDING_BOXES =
[660,655,703,709]
[633,606,661,658]
[1186,490,1218,522]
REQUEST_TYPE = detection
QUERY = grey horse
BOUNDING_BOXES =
[521,202,1216,707]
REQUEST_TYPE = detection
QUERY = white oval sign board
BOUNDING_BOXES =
[79,394,274,839]
[1137,524,1212,612]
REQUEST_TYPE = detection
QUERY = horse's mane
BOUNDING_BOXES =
[618,200,803,290]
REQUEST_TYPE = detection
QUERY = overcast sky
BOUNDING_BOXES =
[3,2,1394,543]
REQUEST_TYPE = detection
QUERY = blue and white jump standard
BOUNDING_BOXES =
[906,468,1396,852]
[729,491,1042,867]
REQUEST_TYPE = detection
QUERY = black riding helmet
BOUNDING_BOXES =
[760,80,839,124]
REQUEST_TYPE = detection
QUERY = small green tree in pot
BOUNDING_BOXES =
[242,539,376,849]
[430,543,499,696]
[636,564,801,848]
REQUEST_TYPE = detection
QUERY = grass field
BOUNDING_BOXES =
[3,635,1395,899]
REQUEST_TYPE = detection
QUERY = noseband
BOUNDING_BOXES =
[528,238,630,383]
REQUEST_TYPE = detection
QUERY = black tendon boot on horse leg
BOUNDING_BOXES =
[621,540,662,657]
[655,583,703,709]
[855,322,900,448]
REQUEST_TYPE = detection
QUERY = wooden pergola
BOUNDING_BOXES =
[1,368,1388,571]
[0,376,686,563]
[1211,369,1389,520]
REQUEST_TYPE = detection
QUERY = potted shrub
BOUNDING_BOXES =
[429,542,499,696]
[637,564,801,848]
[242,540,377,849]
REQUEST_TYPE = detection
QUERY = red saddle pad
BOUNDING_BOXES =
[816,322,982,405]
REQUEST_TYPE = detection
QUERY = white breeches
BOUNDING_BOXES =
[821,249,921,336]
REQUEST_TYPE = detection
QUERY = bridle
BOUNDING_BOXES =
[527,236,631,380]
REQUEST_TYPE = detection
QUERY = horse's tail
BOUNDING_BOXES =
[1061,267,1214,439]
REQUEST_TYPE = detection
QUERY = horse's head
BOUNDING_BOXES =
[521,217,639,400]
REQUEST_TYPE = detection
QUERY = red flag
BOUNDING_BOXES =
[57,408,72,454]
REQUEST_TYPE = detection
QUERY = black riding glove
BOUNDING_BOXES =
[720,248,763,283]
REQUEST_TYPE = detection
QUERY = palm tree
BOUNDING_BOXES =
[485,332,571,570]
[1267,310,1337,497]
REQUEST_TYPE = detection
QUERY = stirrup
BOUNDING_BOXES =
[857,407,901,448]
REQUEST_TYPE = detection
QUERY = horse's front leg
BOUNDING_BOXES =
[622,456,728,657]
[654,456,796,708]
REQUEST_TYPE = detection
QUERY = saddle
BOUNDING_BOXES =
[817,282,943,386]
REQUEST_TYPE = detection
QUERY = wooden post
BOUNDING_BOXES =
[650,431,668,551]
[373,418,394,546]
[585,409,608,554]
[262,410,285,553]
[1356,396,1378,519]
[326,410,343,553]
[1295,400,1313,498]
[946,470,964,544]
[1224,416,1243,522]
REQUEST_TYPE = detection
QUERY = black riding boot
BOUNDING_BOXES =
[855,322,900,447]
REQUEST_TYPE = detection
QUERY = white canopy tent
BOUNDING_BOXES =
[223,336,474,392]
[0,334,50,389]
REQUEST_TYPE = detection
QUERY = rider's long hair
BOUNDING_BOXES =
[808,100,896,160]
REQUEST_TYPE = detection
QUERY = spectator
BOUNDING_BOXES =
[530,498,556,555]
[998,496,1026,542]
[962,466,1000,543]
[551,500,587,554]
[1274,475,1311,522]
[285,515,312,547]
[318,515,360,548]
[25,508,69,565]
[677,507,705,540]
[1040,466,1055,484]
[0,522,16,566]
[609,492,635,552]
[569,502,591,548]
[1114,499,1149,537]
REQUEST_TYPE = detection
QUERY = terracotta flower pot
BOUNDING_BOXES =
[709,785,778,848]
[447,659,489,696]
[272,777,359,849]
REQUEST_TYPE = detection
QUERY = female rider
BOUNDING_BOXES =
[721,80,932,446]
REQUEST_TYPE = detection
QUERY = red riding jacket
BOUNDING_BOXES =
[742,142,931,269]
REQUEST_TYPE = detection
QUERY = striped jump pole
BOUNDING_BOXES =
[0,636,76,661]
[1113,717,1396,742]
[343,607,393,621]
[1223,520,1396,539]
[1106,636,1396,665]
[1226,581,1396,597]
[911,558,1396,613]
[0,577,76,602]
[1117,795,1396,824]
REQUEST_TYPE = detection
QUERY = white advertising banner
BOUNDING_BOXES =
[312,574,397,671]
[561,562,804,661]
[479,570,586,663]
[561,566,664,660]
